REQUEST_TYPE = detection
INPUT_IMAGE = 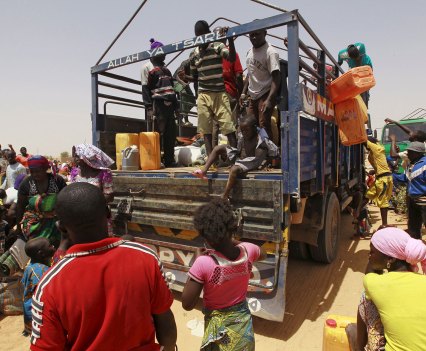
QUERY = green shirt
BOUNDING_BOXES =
[338,42,373,69]
[190,42,229,92]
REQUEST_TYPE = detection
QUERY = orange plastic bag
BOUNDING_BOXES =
[329,66,375,104]
[115,133,139,170]
[139,132,161,170]
[335,96,368,146]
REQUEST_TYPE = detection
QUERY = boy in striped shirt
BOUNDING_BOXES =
[182,20,237,156]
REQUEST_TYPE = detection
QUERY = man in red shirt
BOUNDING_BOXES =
[30,183,177,351]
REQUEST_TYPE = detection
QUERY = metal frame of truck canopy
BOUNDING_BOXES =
[91,10,364,321]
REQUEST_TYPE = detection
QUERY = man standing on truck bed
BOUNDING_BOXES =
[241,28,281,140]
[365,136,393,229]
[180,20,238,157]
[337,42,373,107]
[142,39,178,167]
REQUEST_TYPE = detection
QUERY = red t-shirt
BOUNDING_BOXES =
[16,154,31,168]
[222,52,243,98]
[30,238,173,351]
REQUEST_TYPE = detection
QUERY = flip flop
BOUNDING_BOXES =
[191,169,208,180]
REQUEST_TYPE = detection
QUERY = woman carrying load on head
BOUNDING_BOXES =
[0,156,67,276]
[356,227,426,351]
[71,144,114,234]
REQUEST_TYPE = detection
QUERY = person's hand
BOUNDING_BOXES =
[218,26,229,37]
[177,69,186,81]
[146,108,153,118]
[384,118,394,124]
[260,98,274,114]
[239,94,247,108]
[8,144,12,149]
[389,134,396,142]
[283,37,288,47]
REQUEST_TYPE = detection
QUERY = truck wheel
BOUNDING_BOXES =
[309,193,340,263]
[289,241,310,260]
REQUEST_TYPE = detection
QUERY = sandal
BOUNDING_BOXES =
[191,169,208,180]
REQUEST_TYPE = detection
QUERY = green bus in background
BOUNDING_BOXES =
[380,108,426,157]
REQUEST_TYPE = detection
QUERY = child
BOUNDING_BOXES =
[21,237,55,336]
[182,198,265,351]
[142,39,178,168]
[192,115,278,199]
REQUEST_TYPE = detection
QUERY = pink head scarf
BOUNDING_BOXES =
[371,227,426,273]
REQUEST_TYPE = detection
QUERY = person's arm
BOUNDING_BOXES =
[384,118,412,135]
[8,144,15,153]
[356,310,368,351]
[181,278,203,311]
[152,309,177,351]
[15,180,30,235]
[226,37,236,63]
[30,293,67,350]
[261,70,280,114]
[239,77,249,107]
[389,134,400,158]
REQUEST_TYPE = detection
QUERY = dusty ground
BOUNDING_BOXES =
[0,205,407,351]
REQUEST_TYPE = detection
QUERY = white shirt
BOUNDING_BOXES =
[246,42,280,100]
[141,61,154,86]
[1,162,26,190]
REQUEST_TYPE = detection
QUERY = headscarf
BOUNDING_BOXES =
[28,155,49,169]
[371,227,426,273]
[73,144,114,170]
[149,38,163,49]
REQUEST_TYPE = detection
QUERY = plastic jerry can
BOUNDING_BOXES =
[322,314,356,351]
[329,66,375,104]
[139,132,161,170]
[335,95,368,146]
[122,146,140,171]
[115,133,139,170]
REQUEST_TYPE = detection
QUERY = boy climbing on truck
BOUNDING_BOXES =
[192,115,278,199]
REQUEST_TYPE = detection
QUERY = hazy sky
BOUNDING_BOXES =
[1,0,425,156]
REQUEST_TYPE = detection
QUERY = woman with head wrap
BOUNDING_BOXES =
[0,156,66,276]
[71,144,114,236]
[359,228,426,351]
[71,144,114,203]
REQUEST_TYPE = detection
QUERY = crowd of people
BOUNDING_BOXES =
[0,19,425,351]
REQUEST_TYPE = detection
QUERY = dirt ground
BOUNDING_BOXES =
[0,205,407,351]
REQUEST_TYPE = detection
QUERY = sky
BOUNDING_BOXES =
[1,0,425,156]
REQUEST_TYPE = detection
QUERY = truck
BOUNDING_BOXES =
[380,108,426,155]
[90,9,364,321]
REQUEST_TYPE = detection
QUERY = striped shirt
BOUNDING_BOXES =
[190,42,229,92]
[142,65,177,106]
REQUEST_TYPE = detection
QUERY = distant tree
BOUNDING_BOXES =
[60,151,70,159]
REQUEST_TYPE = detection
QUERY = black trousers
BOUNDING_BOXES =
[407,196,426,239]
[153,100,177,166]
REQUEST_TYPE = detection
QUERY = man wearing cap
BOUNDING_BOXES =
[365,137,393,229]
[393,141,426,239]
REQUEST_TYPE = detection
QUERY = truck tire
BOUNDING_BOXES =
[309,193,340,263]
[289,241,310,260]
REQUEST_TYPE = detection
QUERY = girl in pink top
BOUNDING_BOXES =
[182,198,265,351]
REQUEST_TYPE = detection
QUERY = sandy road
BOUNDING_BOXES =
[0,206,406,351]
